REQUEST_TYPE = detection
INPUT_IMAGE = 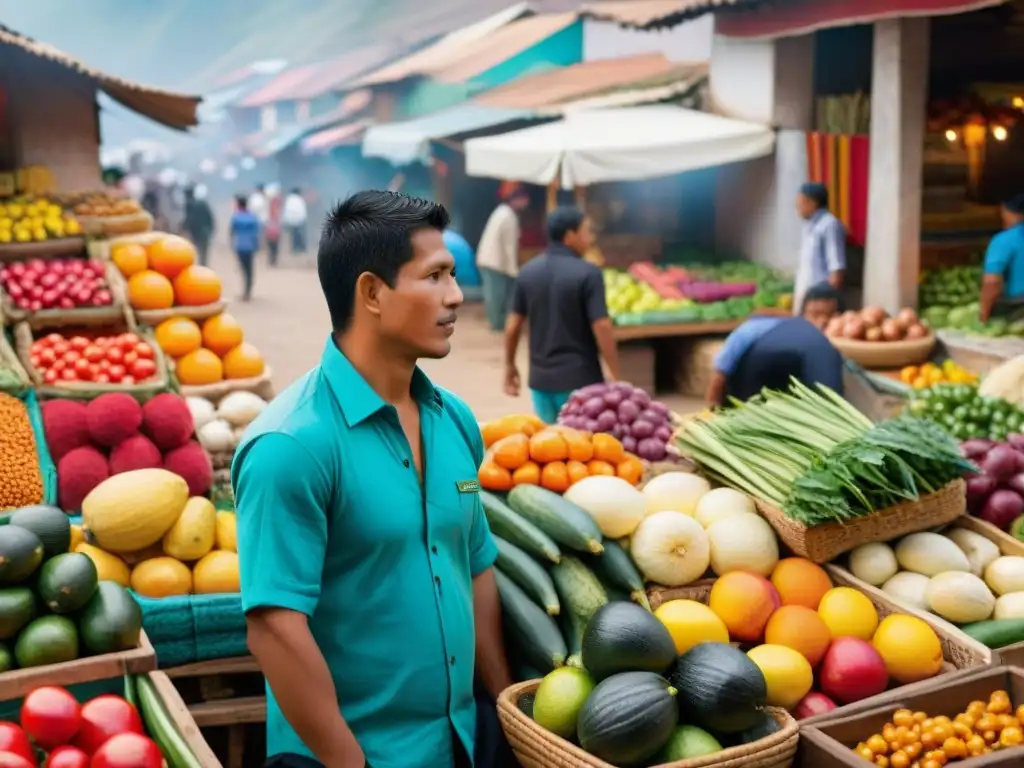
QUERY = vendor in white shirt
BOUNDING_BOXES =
[283,187,309,255]
[477,187,529,332]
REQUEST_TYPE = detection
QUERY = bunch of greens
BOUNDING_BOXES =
[675,380,974,526]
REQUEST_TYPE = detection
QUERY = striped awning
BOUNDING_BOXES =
[302,120,372,154]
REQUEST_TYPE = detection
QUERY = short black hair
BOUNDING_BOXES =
[802,282,845,313]
[318,190,449,331]
[1003,194,1024,215]
[799,182,829,209]
[546,206,586,244]
[235,195,248,210]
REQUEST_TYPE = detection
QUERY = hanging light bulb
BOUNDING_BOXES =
[1013,96,1024,109]
[993,125,1009,141]
[945,129,959,142]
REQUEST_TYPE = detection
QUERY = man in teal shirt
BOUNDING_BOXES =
[981,194,1024,322]
[232,191,511,768]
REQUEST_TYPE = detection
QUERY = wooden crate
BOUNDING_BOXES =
[148,671,223,767]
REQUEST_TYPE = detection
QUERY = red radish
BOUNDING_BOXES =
[983,445,1021,481]
[45,747,89,768]
[20,686,81,749]
[72,696,141,755]
[793,692,838,719]
[87,733,161,768]
[819,637,888,704]
[0,724,34,766]
[981,489,1024,531]
[966,474,998,514]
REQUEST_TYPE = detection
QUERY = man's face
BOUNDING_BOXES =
[565,217,595,254]
[804,298,838,330]
[509,194,529,212]
[1001,205,1024,230]
[376,228,463,359]
[796,193,817,220]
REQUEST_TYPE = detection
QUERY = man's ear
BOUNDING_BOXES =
[356,272,383,318]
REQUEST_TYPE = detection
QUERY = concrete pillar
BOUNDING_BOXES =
[864,18,930,313]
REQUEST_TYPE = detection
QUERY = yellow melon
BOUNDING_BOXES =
[131,557,193,598]
[162,497,216,561]
[75,543,131,587]
[82,468,189,552]
[193,550,240,594]
[215,511,237,552]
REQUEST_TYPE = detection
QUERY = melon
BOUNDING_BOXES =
[82,469,189,552]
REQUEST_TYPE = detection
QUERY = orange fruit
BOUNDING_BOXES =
[202,313,244,356]
[111,242,148,277]
[708,571,781,643]
[148,235,196,279]
[127,270,175,310]
[222,342,265,380]
[175,348,224,386]
[764,605,833,667]
[173,265,222,306]
[770,558,834,610]
[154,317,202,358]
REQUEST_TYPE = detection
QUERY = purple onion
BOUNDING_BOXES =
[630,389,651,408]
[576,383,607,400]
[630,419,655,439]
[617,400,641,425]
[613,382,634,395]
[966,473,998,514]
[654,425,673,442]
[622,435,637,453]
[611,423,626,439]
[638,408,662,425]
[981,489,1024,531]
[961,438,994,460]
[983,444,1020,482]
[582,397,606,418]
[1008,434,1024,452]
[602,389,624,408]
[1009,473,1024,497]
[595,410,618,433]
[637,437,667,461]
[647,401,669,418]
[584,419,600,433]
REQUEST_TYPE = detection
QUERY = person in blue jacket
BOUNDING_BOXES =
[229,195,261,302]
[980,193,1024,322]
[706,282,844,406]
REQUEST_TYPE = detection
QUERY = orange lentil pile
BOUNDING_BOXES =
[854,690,1024,767]
[0,392,43,509]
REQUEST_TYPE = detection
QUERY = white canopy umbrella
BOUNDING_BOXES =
[465,104,776,188]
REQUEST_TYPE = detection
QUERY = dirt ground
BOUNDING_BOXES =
[205,239,703,420]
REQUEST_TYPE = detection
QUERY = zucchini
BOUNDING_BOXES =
[481,491,561,564]
[960,618,1024,649]
[136,674,204,768]
[551,556,608,667]
[588,540,651,611]
[495,569,566,672]
[494,537,559,616]
[123,673,138,708]
[560,610,586,668]
[507,485,603,554]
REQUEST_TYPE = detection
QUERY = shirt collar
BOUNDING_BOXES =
[321,337,443,427]
[547,243,578,258]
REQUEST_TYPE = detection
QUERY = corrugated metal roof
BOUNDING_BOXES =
[351,3,536,87]
[303,120,373,154]
[0,24,200,130]
[581,0,768,29]
[286,45,405,98]
[238,63,326,107]
[475,53,678,109]
[551,70,707,112]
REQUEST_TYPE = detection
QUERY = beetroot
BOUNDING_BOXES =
[966,474,998,514]
[142,393,195,451]
[58,446,110,511]
[109,434,162,475]
[982,445,1021,482]
[163,440,212,496]
[41,399,91,462]
[86,393,142,447]
[981,489,1024,531]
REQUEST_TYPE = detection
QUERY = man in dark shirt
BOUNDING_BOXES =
[503,207,621,423]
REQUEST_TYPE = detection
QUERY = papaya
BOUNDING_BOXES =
[162,497,216,561]
[193,550,240,594]
[130,557,192,598]
[215,511,237,552]
[75,543,131,587]
[82,469,189,553]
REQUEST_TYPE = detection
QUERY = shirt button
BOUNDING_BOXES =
[449,656,456,666]
[431,545,438,555]
[435,576,441,586]
[403,459,410,468]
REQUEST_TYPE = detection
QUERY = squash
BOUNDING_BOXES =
[75,543,131,587]
[984,556,1024,596]
[642,472,711,516]
[705,513,779,577]
[994,592,1024,620]
[130,557,193,598]
[630,511,710,587]
[529,430,569,464]
[563,476,646,539]
[881,571,931,612]
[895,532,971,576]
[581,602,676,681]
[492,433,529,470]
[946,528,1000,577]
[511,461,540,487]
[215,511,237,552]
[591,433,624,464]
[577,671,679,766]
[216,390,267,427]
[848,542,899,586]
[671,642,768,734]
[193,550,241,594]
[926,571,995,623]
[539,461,570,492]
[82,469,189,553]
[478,461,513,492]
[162,497,217,561]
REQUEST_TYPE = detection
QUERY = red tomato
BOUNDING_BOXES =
[120,376,135,387]
[130,360,155,382]
[62,351,79,365]
[86,734,159,768]
[121,351,137,369]
[45,746,88,768]
[82,346,103,364]
[38,348,56,366]
[0,753,34,768]
[71,698,141,756]
[0,723,33,765]
[73,359,92,380]
[133,344,153,361]
[52,342,69,357]
[60,369,77,382]
[104,347,123,365]
[69,337,89,352]
[43,369,59,384]
[43,333,62,346]
[21,686,80,750]
[106,365,125,384]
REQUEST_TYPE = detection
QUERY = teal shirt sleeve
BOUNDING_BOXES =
[444,392,498,577]
[234,432,331,616]
[984,230,1015,277]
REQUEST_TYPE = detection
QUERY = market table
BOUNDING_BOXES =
[938,329,1024,375]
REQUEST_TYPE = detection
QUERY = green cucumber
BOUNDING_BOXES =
[559,610,586,669]
[481,491,561,563]
[551,556,608,667]
[588,540,650,611]
[136,674,204,768]
[960,618,1024,649]
[507,485,603,554]
[124,673,138,709]
[495,569,566,672]
[494,537,559,616]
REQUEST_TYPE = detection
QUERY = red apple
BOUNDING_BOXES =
[793,692,838,719]
[819,637,889,704]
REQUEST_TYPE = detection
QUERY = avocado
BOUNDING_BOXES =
[15,615,79,668]
[0,525,44,585]
[0,641,11,672]
[79,581,143,655]
[37,552,98,614]
[9,505,71,560]
[0,587,37,640]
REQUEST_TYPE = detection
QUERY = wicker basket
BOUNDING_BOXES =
[755,478,966,563]
[0,237,86,262]
[88,230,166,262]
[2,262,129,330]
[134,300,227,326]
[497,680,798,768]
[79,211,154,237]
[828,333,936,368]
[674,338,726,399]
[178,366,275,402]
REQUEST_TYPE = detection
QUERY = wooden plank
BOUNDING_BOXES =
[149,671,224,768]
[613,320,741,341]
[163,656,261,679]
[189,696,267,728]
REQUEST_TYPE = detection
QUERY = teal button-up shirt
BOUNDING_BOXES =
[231,338,497,768]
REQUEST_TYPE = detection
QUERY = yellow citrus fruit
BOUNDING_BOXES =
[817,587,879,640]
[747,644,814,709]
[872,614,943,684]
[654,599,730,654]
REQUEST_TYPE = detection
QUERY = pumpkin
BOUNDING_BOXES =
[540,461,570,493]
[147,235,196,279]
[479,461,513,491]
[587,460,616,477]
[511,460,540,486]
[82,469,189,552]
[111,242,148,277]
[128,270,175,310]
[202,313,244,356]
[162,496,217,561]
[193,550,241,594]
[174,265,222,306]
[176,348,224,386]
[530,430,569,463]
[131,557,193,598]
[154,317,202,358]
[222,342,265,380]
[492,433,529,470]
[593,433,625,464]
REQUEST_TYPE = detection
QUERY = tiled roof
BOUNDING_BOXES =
[302,120,373,153]
[581,0,768,29]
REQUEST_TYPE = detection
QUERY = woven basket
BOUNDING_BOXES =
[674,338,726,399]
[88,230,166,262]
[755,478,966,563]
[3,262,129,330]
[178,367,274,402]
[497,680,798,768]
[0,326,30,394]
[0,237,86,262]
[134,300,227,327]
[79,211,154,237]
[828,333,936,368]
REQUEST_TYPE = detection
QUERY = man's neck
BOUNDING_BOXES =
[334,330,416,405]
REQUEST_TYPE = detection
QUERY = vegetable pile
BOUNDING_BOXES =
[557,382,674,462]
[0,677,202,767]
[920,265,1024,337]
[676,381,972,525]
[0,258,114,313]
[900,360,977,389]
[825,306,930,343]
[0,393,45,510]
[0,505,143,672]
[909,383,1024,442]
[28,333,158,387]
[960,437,1024,531]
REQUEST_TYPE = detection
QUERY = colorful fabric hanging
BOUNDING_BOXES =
[806,131,870,247]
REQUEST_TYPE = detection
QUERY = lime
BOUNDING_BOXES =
[656,725,723,761]
[532,667,595,739]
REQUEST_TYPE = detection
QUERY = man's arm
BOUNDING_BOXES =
[236,434,366,768]
[499,210,520,275]
[473,568,512,699]
[981,235,1011,322]
[981,274,1004,323]
[504,280,527,396]
[583,270,620,380]
[706,323,754,406]
[705,371,728,407]
[824,218,847,288]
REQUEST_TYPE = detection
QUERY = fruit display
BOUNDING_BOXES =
[0,393,46,510]
[825,306,931,343]
[556,381,675,462]
[477,416,644,492]
[112,235,222,312]
[188,391,268,459]
[0,505,144,672]
[908,383,1024,441]
[2,677,206,767]
[41,393,212,511]
[77,468,238,598]
[602,270,693,321]
[153,313,266,387]
[919,266,1024,337]
[0,258,115,313]
[960,438,1024,529]
[26,331,161,387]
[852,691,1024,764]
[62,191,143,219]
[0,196,82,244]
[899,360,978,389]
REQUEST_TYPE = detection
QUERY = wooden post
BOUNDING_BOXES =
[546,180,558,212]
[574,185,588,210]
